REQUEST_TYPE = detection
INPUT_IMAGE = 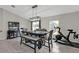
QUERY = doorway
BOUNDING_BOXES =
[49,20,59,35]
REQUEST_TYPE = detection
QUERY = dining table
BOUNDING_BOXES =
[20,30,48,53]
[22,30,48,37]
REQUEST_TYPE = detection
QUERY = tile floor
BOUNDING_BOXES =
[0,37,79,53]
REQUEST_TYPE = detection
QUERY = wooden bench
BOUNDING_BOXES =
[20,35,41,53]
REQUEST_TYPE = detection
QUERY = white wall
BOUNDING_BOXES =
[0,8,31,40]
[0,8,4,40]
[41,11,79,43]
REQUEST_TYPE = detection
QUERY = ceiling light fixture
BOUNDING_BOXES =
[11,5,15,8]
[30,5,41,21]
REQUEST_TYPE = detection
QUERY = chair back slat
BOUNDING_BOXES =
[48,30,53,40]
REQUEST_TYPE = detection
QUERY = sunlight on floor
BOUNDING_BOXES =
[53,42,60,53]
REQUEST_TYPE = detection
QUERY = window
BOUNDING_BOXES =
[31,20,41,31]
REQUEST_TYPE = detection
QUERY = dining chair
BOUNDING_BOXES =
[40,28,47,31]
[19,29,27,45]
[43,30,53,52]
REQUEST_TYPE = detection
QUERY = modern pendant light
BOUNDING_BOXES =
[11,5,15,8]
[30,5,41,21]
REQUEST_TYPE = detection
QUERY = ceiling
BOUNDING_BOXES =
[0,5,79,20]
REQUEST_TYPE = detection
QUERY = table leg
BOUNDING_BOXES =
[51,40,53,48]
[48,40,51,53]
[34,41,37,53]
[20,37,22,45]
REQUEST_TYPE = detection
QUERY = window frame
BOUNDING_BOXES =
[31,20,41,31]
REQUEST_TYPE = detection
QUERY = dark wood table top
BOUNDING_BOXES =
[22,31,48,37]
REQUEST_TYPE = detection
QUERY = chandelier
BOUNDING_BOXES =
[30,5,41,21]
